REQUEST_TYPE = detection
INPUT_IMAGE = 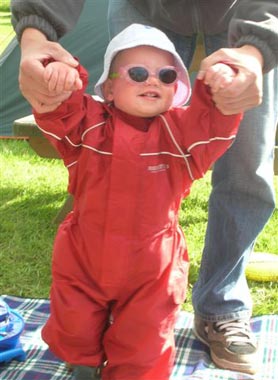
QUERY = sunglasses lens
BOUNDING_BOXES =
[128,67,149,82]
[159,68,177,84]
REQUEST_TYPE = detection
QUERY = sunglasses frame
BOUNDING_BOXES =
[109,64,179,86]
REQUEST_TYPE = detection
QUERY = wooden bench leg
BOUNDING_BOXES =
[53,195,74,224]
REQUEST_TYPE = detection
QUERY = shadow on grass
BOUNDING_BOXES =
[0,185,69,260]
[0,187,70,297]
[0,186,68,219]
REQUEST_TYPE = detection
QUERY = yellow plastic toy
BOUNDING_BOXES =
[245,252,278,282]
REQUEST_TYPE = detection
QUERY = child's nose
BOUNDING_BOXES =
[145,74,159,85]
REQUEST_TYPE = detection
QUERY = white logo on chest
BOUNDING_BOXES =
[147,164,169,173]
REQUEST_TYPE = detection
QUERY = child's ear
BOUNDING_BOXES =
[102,79,114,102]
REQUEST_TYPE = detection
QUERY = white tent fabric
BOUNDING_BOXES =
[0,0,109,135]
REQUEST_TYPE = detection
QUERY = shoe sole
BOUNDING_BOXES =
[210,351,258,375]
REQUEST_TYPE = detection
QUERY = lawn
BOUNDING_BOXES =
[1,140,277,316]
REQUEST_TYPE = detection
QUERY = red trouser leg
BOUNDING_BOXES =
[42,280,109,366]
[41,220,109,366]
[101,273,181,380]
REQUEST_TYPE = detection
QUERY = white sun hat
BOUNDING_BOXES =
[94,23,191,107]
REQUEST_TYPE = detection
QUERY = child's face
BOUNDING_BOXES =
[103,46,177,117]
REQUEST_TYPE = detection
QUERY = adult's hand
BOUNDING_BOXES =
[197,45,264,115]
[19,28,81,113]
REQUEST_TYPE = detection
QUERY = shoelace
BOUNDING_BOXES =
[214,319,256,346]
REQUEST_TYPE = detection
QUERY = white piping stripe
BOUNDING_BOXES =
[66,160,78,168]
[188,135,236,151]
[82,144,113,155]
[37,121,106,144]
[65,136,82,147]
[81,121,106,141]
[140,151,191,158]
[37,124,62,141]
[159,114,195,181]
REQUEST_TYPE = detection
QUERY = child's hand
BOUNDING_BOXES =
[43,61,83,93]
[203,63,235,94]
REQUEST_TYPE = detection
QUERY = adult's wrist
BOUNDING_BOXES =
[13,15,58,43]
[21,28,48,48]
[237,44,263,68]
[234,38,275,73]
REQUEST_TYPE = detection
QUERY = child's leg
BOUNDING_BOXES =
[101,258,188,380]
[42,220,109,369]
[102,300,178,380]
[42,280,108,365]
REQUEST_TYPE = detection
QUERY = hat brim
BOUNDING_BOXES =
[94,24,191,107]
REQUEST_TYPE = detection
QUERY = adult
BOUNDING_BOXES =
[11,0,278,374]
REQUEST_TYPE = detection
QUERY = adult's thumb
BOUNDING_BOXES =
[196,52,224,80]
[49,44,78,67]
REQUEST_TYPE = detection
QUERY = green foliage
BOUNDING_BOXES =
[0,21,14,54]
[0,0,11,12]
[0,0,14,54]
[0,140,277,315]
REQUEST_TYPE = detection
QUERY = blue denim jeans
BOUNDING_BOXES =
[108,0,278,321]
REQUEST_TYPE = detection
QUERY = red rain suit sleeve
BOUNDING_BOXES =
[33,64,102,167]
[168,80,242,180]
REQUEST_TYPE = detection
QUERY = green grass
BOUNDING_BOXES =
[0,140,68,297]
[1,140,277,315]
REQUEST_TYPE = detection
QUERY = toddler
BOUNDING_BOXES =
[33,24,240,380]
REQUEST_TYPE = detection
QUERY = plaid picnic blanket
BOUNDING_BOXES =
[0,296,277,380]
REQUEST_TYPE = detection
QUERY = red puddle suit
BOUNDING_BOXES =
[34,65,241,380]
